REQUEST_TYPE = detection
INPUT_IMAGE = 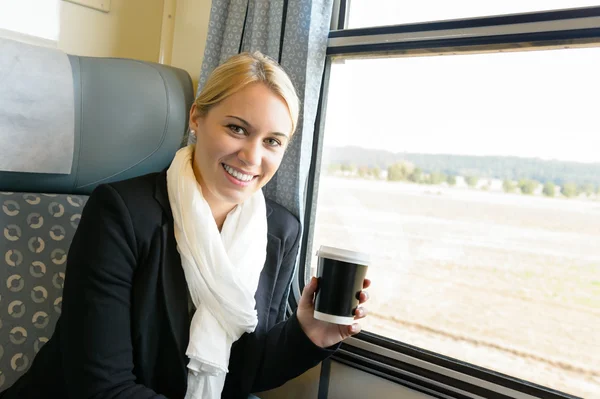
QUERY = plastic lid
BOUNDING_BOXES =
[316,245,370,265]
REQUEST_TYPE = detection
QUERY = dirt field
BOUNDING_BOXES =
[310,176,600,398]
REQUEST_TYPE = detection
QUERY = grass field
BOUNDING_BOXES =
[311,176,600,398]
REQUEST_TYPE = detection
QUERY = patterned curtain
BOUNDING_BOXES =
[188,0,334,220]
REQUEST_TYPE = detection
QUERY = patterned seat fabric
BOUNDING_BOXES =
[0,191,88,391]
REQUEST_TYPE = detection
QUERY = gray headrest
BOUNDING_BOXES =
[0,55,194,194]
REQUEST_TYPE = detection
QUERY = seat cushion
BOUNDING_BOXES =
[0,191,88,391]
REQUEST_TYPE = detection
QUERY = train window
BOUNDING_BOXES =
[303,2,600,398]
[346,0,600,29]
[0,0,60,43]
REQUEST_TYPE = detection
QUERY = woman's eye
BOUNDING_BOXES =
[228,124,245,135]
[265,138,282,147]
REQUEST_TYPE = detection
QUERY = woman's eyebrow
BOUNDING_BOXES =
[226,115,252,128]
[226,115,289,139]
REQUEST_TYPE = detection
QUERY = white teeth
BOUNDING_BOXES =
[223,164,254,182]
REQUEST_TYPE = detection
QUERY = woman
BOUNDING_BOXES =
[1,52,370,399]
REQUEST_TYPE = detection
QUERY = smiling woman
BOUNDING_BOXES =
[1,50,371,399]
[190,82,294,229]
[188,52,299,230]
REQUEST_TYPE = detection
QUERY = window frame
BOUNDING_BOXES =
[295,2,600,398]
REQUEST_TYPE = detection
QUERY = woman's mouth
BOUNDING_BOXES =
[222,163,257,184]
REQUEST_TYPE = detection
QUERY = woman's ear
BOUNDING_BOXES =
[188,104,199,132]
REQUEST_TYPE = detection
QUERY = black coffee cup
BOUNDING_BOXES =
[314,246,369,325]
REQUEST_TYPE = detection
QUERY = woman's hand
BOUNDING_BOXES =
[296,277,371,348]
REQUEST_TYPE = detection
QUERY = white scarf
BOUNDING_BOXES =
[166,145,268,399]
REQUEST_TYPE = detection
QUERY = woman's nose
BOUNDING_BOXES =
[238,140,261,166]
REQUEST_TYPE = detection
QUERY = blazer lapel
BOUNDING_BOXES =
[154,171,189,385]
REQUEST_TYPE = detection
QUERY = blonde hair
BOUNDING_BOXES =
[194,52,300,134]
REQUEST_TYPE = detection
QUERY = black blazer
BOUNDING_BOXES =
[2,171,335,399]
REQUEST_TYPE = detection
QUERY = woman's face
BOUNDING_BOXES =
[189,83,293,209]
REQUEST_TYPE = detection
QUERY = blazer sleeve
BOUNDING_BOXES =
[60,184,166,399]
[250,227,339,393]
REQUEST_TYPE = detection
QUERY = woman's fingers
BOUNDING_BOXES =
[358,279,371,304]
[358,290,369,304]
[299,277,318,308]
[354,307,368,319]
[348,323,362,335]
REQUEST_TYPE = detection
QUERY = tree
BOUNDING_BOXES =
[465,176,478,188]
[340,164,356,175]
[447,175,457,186]
[429,172,446,185]
[561,182,578,198]
[387,163,405,181]
[542,182,555,197]
[503,179,516,193]
[408,168,422,183]
[387,161,413,181]
[371,167,382,180]
[580,183,595,197]
[327,163,341,175]
[518,179,539,195]
[357,166,368,178]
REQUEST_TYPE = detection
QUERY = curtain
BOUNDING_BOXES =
[188,0,333,220]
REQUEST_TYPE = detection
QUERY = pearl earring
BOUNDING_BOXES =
[190,129,195,134]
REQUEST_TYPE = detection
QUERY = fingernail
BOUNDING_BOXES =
[351,324,358,332]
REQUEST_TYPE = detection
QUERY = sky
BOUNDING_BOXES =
[346,0,600,28]
[322,1,600,164]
